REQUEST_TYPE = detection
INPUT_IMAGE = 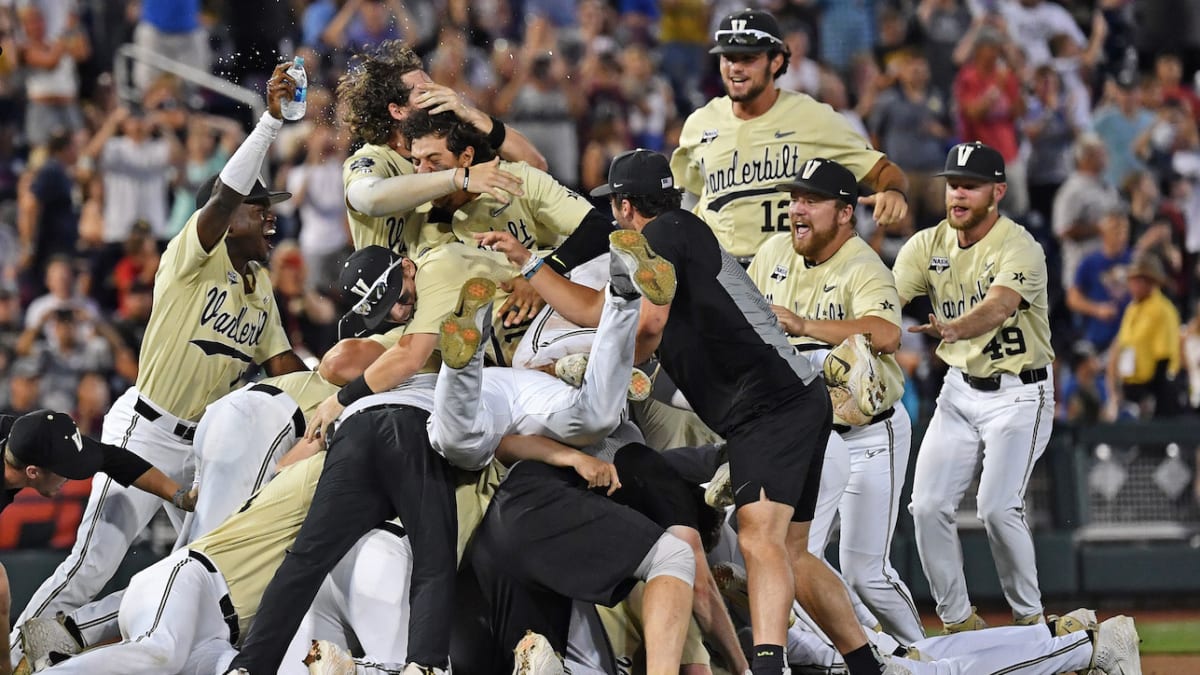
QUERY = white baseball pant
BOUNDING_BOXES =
[41,548,237,675]
[910,369,1054,624]
[428,288,639,470]
[838,409,924,644]
[13,388,195,640]
[280,524,414,675]
[175,382,304,547]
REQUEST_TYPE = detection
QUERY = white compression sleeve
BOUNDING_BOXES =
[218,112,282,195]
[345,168,460,217]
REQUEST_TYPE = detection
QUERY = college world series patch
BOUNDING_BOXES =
[928,256,950,274]
[349,157,376,174]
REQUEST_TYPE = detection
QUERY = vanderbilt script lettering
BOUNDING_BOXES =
[200,287,268,346]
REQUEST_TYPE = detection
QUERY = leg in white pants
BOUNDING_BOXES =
[895,624,1091,675]
[838,412,924,644]
[908,379,985,625]
[176,384,303,547]
[428,345,512,471]
[42,549,234,675]
[282,526,414,675]
[14,389,193,633]
[975,382,1054,620]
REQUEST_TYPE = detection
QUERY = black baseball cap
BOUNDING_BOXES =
[195,175,292,211]
[710,9,787,55]
[337,246,409,336]
[5,410,104,480]
[590,149,676,197]
[774,157,858,200]
[936,142,1007,183]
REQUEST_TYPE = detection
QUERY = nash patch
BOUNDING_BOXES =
[769,264,788,282]
[701,129,719,144]
[928,256,950,274]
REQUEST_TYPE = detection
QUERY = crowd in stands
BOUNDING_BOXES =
[1,0,1200,512]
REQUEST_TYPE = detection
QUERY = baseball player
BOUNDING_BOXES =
[480,149,889,675]
[670,8,909,261]
[12,64,309,647]
[746,158,923,644]
[893,142,1055,631]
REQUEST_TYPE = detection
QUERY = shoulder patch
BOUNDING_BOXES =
[928,256,950,274]
[701,129,719,144]
[349,157,376,174]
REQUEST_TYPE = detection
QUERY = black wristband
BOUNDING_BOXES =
[337,374,375,406]
[487,115,507,149]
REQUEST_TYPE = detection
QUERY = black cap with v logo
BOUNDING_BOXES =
[773,157,858,200]
[936,141,1007,183]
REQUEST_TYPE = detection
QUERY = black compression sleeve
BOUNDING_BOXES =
[545,208,615,275]
[100,443,155,486]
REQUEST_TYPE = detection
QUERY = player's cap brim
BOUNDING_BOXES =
[709,43,775,55]
[772,179,854,200]
[934,168,1002,182]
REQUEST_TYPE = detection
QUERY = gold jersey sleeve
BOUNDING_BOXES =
[190,454,325,638]
[671,90,883,258]
[453,461,505,564]
[136,212,293,421]
[257,371,340,424]
[344,143,418,255]
[893,217,1054,377]
[447,161,591,250]
[749,233,905,409]
[596,582,710,671]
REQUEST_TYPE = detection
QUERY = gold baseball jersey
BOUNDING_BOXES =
[893,216,1054,377]
[257,370,340,423]
[136,212,293,422]
[748,233,905,410]
[367,242,524,370]
[344,143,417,255]
[671,89,883,258]
[596,582,710,673]
[192,454,503,639]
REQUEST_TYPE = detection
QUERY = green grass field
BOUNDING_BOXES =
[1138,619,1200,654]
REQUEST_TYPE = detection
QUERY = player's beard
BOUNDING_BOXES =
[724,66,771,103]
[791,219,838,260]
[946,194,994,231]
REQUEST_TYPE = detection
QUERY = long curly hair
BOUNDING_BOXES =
[337,40,424,148]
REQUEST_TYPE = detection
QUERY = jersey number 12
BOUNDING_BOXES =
[760,199,790,232]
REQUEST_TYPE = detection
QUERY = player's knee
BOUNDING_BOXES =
[908,493,953,523]
[838,550,877,589]
[977,498,1022,529]
[638,532,695,587]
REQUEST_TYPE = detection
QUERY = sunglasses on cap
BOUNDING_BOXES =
[348,258,412,320]
[714,28,784,48]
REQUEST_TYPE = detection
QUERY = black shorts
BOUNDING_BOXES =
[725,378,831,522]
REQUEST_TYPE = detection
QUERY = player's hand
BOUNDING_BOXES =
[570,453,621,496]
[769,304,805,337]
[462,158,525,205]
[413,81,478,119]
[265,62,297,121]
[173,486,199,512]
[1095,302,1119,322]
[307,394,346,445]
[858,190,908,230]
[474,231,533,267]
[909,313,947,340]
[498,276,545,327]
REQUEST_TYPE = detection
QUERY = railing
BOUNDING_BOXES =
[113,43,264,121]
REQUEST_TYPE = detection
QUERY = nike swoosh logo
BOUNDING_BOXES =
[823,284,836,292]
[734,481,752,497]
[865,447,887,459]
[774,131,796,139]
[489,203,511,217]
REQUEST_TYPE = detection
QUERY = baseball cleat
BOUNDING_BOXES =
[711,562,797,627]
[609,230,676,305]
[823,333,887,425]
[400,663,449,675]
[1051,608,1097,636]
[1015,612,1046,626]
[704,462,733,508]
[439,277,496,369]
[19,614,82,671]
[553,352,588,388]
[627,367,652,402]
[943,607,988,634]
[303,639,356,675]
[1091,615,1141,675]
[880,657,914,674]
[13,656,30,675]
[511,630,564,674]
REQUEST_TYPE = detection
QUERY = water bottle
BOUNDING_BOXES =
[281,56,307,121]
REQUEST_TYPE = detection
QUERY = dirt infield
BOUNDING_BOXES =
[1142,654,1200,673]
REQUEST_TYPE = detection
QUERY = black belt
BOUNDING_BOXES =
[960,366,1049,392]
[833,405,895,434]
[134,397,196,442]
[376,521,407,538]
[249,383,307,439]
[187,550,240,644]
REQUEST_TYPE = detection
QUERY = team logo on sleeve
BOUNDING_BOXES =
[349,157,376,174]
[928,256,950,274]
[701,129,719,144]
[769,264,788,282]
[227,271,239,284]
[1012,272,1026,284]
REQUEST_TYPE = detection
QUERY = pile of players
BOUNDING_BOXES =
[2,9,1142,675]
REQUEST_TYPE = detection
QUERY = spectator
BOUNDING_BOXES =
[1123,170,1183,287]
[868,50,952,229]
[301,0,343,49]
[269,241,337,362]
[20,305,114,412]
[0,288,21,353]
[1092,72,1156,188]
[16,3,89,148]
[579,103,629,195]
[657,0,710,114]
[495,50,584,187]
[166,114,243,240]
[815,0,877,75]
[775,23,822,97]
[110,221,160,318]
[1066,209,1131,352]
[1153,52,1200,123]
[425,25,493,108]
[1023,65,1078,231]
[1053,133,1119,290]
[1062,340,1104,424]
[1,358,42,416]
[1105,255,1184,420]
[953,27,1028,214]
[1134,97,1200,183]
[994,0,1085,69]
[23,255,99,343]
[1182,300,1200,409]
[618,43,673,152]
[1046,9,1108,130]
[16,131,78,287]
[80,105,181,245]
[320,0,413,51]
[915,0,971,93]
[74,370,109,436]
[111,280,153,363]
[285,123,350,293]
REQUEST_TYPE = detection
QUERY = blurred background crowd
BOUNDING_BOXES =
[1,0,1200,537]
